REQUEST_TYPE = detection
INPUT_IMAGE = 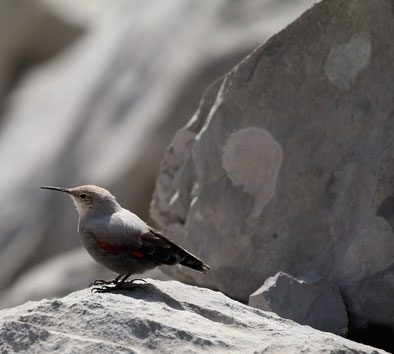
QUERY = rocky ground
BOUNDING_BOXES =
[0,279,387,354]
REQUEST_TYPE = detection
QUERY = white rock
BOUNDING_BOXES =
[0,279,386,353]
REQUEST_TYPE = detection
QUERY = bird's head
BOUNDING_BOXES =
[41,185,121,217]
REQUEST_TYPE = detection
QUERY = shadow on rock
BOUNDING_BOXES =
[112,281,185,311]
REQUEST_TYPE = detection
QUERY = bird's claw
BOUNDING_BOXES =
[91,285,114,293]
[89,279,115,287]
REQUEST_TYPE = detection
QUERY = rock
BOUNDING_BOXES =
[0,0,318,293]
[151,0,394,336]
[0,0,82,102]
[249,272,348,335]
[0,279,386,353]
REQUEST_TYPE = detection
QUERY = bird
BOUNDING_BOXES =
[40,185,210,292]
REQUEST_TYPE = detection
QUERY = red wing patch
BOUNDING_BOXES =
[95,240,144,258]
[129,251,144,258]
[95,240,120,253]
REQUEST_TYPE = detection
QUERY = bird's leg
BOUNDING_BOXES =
[89,274,123,287]
[115,273,132,286]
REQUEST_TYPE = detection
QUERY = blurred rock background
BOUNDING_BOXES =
[0,0,318,308]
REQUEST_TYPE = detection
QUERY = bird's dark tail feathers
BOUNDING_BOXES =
[179,251,211,273]
[149,228,211,273]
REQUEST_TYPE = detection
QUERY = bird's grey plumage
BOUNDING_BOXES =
[40,185,210,290]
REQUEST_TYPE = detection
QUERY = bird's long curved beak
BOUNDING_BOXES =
[40,186,71,194]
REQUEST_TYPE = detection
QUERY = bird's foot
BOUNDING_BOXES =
[91,285,115,293]
[91,278,147,293]
[89,278,116,287]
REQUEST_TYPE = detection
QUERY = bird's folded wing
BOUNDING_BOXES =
[92,227,181,265]
[93,225,210,272]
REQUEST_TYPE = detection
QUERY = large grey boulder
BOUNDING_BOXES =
[0,0,318,294]
[0,279,386,353]
[249,272,348,335]
[151,0,394,335]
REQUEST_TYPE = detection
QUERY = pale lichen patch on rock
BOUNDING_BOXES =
[324,32,372,90]
[222,127,283,217]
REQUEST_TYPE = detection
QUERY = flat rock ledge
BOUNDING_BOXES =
[0,279,386,354]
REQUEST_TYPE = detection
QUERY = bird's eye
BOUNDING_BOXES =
[80,193,87,199]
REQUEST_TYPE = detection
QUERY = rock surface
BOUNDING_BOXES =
[0,279,386,353]
[249,272,348,335]
[151,0,394,335]
[0,0,318,296]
